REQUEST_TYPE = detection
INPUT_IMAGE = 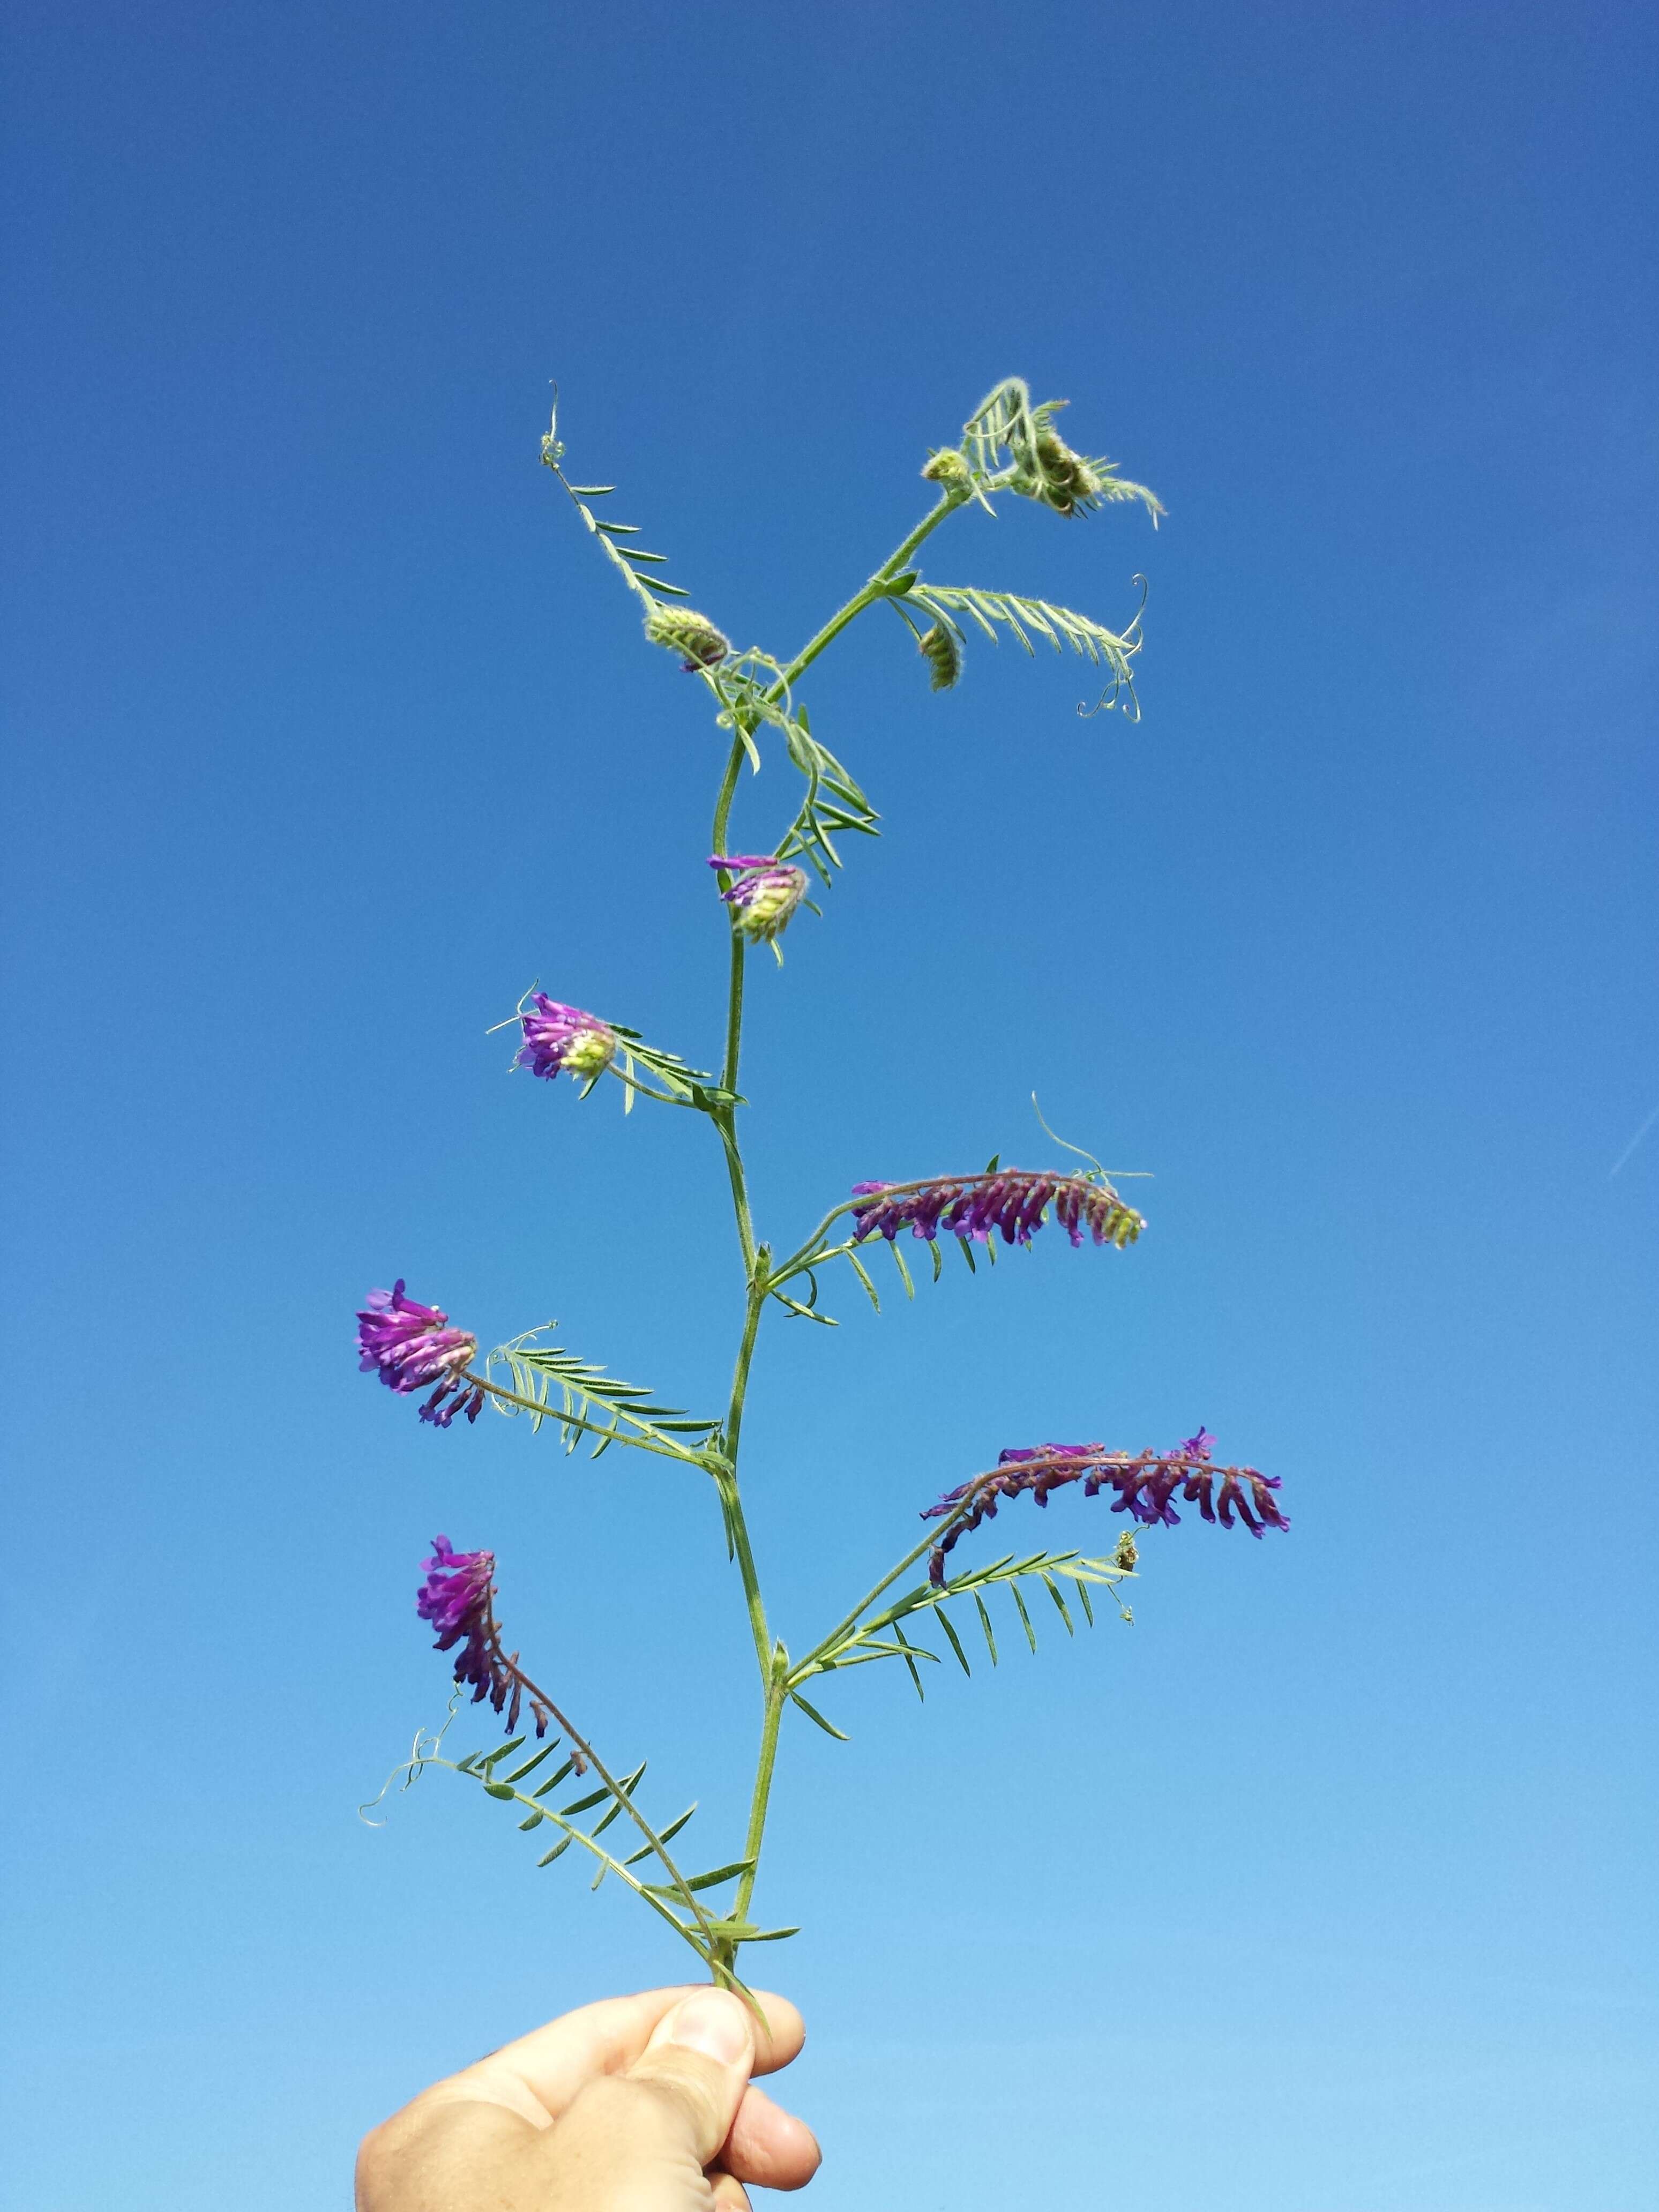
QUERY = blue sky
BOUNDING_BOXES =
[2,4,1655,2207]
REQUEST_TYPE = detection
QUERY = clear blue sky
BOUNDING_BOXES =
[3,4,1655,2207]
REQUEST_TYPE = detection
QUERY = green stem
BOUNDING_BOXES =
[710,733,758,1273]
[699,488,973,1979]
[717,1274,771,1680]
[767,1174,981,1292]
[790,1526,953,1681]
[769,488,966,695]
[720,1669,786,1970]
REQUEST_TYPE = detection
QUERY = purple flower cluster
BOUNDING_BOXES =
[851,1170,1144,1251]
[708,854,809,945]
[514,995,617,1083]
[356,1281,483,1428]
[416,1536,556,1740]
[923,1430,1288,1584]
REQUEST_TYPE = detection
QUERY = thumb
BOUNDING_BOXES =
[627,1990,756,2160]
[543,1990,757,2207]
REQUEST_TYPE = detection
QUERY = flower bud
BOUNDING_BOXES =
[643,606,731,670]
[919,621,962,692]
[709,854,809,944]
[1015,427,1103,517]
[921,449,970,487]
[515,996,618,1083]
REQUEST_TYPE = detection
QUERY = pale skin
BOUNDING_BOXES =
[356,1985,820,2212]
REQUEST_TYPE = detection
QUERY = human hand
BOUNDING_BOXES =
[356,1983,821,2212]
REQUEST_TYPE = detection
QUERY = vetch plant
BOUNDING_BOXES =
[358,378,1288,1993]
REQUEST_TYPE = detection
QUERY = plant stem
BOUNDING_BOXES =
[710,734,758,1274]
[790,1524,958,1680]
[718,1274,772,1682]
[768,488,966,695]
[699,488,973,1978]
[720,1669,785,1971]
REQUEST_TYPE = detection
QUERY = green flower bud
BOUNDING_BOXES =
[561,1026,616,1076]
[921,449,970,487]
[1015,428,1103,517]
[918,621,962,692]
[642,606,732,671]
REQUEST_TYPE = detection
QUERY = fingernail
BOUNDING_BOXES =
[663,1991,750,2066]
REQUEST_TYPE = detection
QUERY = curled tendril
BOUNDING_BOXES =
[1028,1094,1153,1186]
[357,1686,462,1827]
[1078,574,1148,720]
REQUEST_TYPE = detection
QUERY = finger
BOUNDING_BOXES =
[540,1991,758,2201]
[710,2173,753,2212]
[624,1989,757,2164]
[722,2081,824,2192]
[435,1984,806,2125]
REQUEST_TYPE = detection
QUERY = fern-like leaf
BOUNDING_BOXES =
[442,1747,735,1972]
[794,1547,1133,1699]
[484,1328,721,1462]
[902,582,1146,716]
[542,407,694,610]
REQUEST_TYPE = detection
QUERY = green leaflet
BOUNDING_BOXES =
[700,1919,799,1945]
[845,1250,881,1312]
[1010,1582,1038,1655]
[500,1740,564,1787]
[936,1606,973,1676]
[974,1590,999,1665]
[666,1859,753,1894]
[891,1621,928,1701]
[622,1804,697,1866]
[1041,1573,1075,1635]
[788,1691,850,1742]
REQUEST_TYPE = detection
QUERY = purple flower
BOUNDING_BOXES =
[356,1281,483,1428]
[416,1535,557,1741]
[922,1433,1287,1584]
[514,995,617,1083]
[851,1170,1144,1251]
[708,854,809,945]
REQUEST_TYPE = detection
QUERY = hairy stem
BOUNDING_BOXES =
[718,1273,771,1680]
[767,487,966,696]
[721,1668,786,1972]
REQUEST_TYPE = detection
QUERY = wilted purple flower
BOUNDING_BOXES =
[851,1170,1143,1251]
[514,995,617,1083]
[356,1281,484,1428]
[923,1432,1287,1584]
[416,1535,557,1742]
[708,854,809,945]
